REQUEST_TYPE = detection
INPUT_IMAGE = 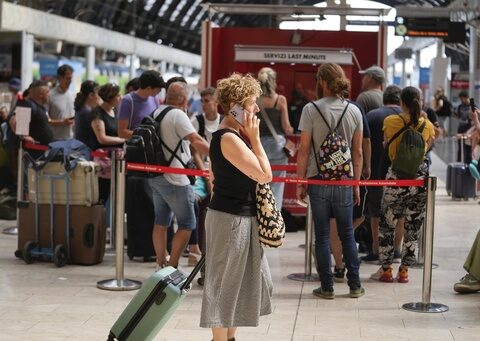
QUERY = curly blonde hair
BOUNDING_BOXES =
[215,73,262,112]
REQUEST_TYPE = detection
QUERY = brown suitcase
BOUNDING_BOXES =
[16,202,106,265]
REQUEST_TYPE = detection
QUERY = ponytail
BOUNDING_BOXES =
[400,86,422,126]
[74,92,85,111]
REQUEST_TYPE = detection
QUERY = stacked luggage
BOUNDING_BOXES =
[16,140,107,266]
[446,136,477,200]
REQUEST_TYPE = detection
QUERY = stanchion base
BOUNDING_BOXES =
[410,262,439,269]
[97,279,142,291]
[3,226,18,235]
[287,273,319,282]
[402,302,449,313]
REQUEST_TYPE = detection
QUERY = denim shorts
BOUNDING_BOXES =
[148,176,196,230]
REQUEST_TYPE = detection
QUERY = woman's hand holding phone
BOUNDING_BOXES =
[242,109,260,143]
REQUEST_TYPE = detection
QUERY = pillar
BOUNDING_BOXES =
[469,24,479,102]
[86,45,95,81]
[21,32,34,91]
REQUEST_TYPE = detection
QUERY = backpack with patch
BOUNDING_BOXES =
[125,106,180,177]
[388,115,426,179]
[311,101,353,180]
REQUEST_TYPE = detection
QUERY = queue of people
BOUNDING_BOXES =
[2,62,480,341]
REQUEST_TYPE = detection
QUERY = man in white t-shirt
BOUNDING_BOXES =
[190,87,221,145]
[48,65,75,140]
[149,82,209,269]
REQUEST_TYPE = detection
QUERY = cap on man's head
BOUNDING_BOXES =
[8,78,21,91]
[359,66,385,84]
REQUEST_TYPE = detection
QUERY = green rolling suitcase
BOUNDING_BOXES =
[108,256,205,341]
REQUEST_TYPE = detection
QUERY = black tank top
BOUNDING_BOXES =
[259,96,283,136]
[209,129,257,216]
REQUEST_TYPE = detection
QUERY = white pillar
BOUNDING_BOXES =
[21,32,34,91]
[129,54,137,80]
[401,59,406,88]
[86,45,95,81]
[160,60,167,75]
[469,25,479,102]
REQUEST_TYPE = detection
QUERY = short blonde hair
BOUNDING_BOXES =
[257,67,277,96]
[215,73,262,112]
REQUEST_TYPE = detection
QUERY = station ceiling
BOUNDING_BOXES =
[9,0,453,56]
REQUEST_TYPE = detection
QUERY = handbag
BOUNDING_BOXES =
[93,150,111,179]
[258,99,296,158]
[256,183,285,248]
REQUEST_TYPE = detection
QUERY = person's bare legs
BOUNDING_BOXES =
[353,215,365,229]
[169,229,192,267]
[212,327,228,341]
[370,217,380,255]
[227,327,237,340]
[152,225,168,267]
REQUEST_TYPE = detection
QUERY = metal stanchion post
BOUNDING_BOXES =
[107,150,116,251]
[288,202,319,282]
[3,142,23,235]
[97,158,141,291]
[403,177,448,313]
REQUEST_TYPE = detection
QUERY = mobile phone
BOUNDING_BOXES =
[229,104,245,126]
[470,98,476,111]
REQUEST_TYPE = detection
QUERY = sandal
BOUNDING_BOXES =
[188,252,202,266]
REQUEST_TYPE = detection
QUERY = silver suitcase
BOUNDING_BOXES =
[28,161,100,206]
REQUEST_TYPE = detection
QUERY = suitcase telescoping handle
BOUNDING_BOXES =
[180,255,205,291]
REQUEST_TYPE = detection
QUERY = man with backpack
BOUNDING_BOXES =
[371,86,435,284]
[117,70,164,139]
[296,63,365,299]
[119,70,164,262]
[149,82,209,270]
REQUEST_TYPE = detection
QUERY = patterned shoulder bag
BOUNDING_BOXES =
[256,183,285,248]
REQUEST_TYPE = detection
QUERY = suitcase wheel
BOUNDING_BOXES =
[23,241,37,264]
[53,244,68,268]
[14,249,22,259]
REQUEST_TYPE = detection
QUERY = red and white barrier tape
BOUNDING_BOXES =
[126,162,425,187]
[22,142,425,187]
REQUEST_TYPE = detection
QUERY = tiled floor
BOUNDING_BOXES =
[1,153,480,341]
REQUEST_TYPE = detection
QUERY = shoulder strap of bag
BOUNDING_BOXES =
[386,114,409,149]
[127,94,135,130]
[257,99,281,143]
[334,102,350,131]
[196,114,205,139]
[153,106,188,167]
[310,101,332,133]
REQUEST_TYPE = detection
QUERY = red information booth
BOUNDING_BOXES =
[201,25,383,216]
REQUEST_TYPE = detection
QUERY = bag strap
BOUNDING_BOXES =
[257,99,281,143]
[386,114,426,149]
[334,102,350,131]
[310,101,350,133]
[127,94,134,130]
[153,106,188,168]
[196,114,206,139]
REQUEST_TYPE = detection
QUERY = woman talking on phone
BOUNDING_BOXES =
[200,73,273,341]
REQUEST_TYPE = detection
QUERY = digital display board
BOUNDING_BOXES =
[395,17,466,43]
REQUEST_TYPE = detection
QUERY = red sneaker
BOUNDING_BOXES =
[370,266,394,282]
[397,267,409,283]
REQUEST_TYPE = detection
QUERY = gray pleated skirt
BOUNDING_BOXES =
[200,209,273,328]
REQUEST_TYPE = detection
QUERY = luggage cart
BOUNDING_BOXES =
[22,160,71,267]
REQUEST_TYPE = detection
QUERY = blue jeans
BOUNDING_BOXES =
[307,185,361,290]
[261,135,288,208]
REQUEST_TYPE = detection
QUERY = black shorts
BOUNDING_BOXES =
[353,185,368,220]
[366,186,383,218]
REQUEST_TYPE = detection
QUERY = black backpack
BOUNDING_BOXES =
[125,106,180,177]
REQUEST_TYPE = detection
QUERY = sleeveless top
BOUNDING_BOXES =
[259,96,283,136]
[209,129,257,216]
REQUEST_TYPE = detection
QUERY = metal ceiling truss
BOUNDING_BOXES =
[6,0,456,56]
